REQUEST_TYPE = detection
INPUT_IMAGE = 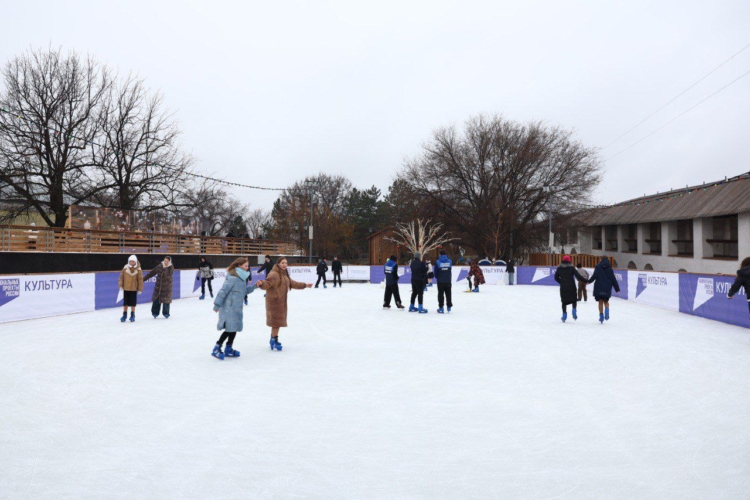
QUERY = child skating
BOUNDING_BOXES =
[468,260,485,293]
[212,257,258,360]
[587,257,620,323]
[554,255,586,322]
[118,255,143,322]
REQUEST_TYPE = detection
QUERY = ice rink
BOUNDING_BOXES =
[1,283,750,499]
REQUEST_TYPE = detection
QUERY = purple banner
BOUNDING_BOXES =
[679,273,750,328]
[613,269,629,300]
[95,270,181,310]
[517,266,558,286]
[370,265,412,284]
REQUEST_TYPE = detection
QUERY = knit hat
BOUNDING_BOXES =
[389,255,397,261]
[562,255,572,263]
[127,255,138,266]
[414,252,422,259]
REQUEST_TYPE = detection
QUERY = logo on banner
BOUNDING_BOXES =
[636,273,647,298]
[532,268,551,283]
[692,277,714,311]
[0,278,21,307]
[193,271,202,292]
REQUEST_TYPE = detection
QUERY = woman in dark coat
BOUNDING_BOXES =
[554,255,586,322]
[727,256,750,317]
[198,256,214,299]
[144,256,174,318]
[587,256,620,323]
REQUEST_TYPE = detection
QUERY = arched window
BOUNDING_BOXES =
[627,261,637,269]
[644,264,654,271]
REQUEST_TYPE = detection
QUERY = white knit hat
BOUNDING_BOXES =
[128,255,138,266]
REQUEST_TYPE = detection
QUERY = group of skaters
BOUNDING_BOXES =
[382,251,488,314]
[313,257,343,288]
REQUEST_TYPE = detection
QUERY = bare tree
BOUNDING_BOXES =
[384,219,458,255]
[0,47,112,226]
[400,115,602,260]
[245,208,272,238]
[89,76,194,212]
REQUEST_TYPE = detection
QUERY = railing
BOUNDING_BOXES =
[528,253,615,268]
[0,224,299,256]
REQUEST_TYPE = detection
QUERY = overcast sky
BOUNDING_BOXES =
[2,0,749,210]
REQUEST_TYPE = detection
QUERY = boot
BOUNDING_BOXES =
[472,287,479,293]
[605,308,610,321]
[270,336,283,351]
[409,304,418,312]
[562,312,567,322]
[396,302,405,309]
[120,312,127,323]
[418,304,428,314]
[211,344,225,360]
[130,312,136,322]
[599,313,605,324]
[437,307,444,314]
[224,344,240,357]
[572,309,577,320]
[199,294,205,300]
[383,304,391,309]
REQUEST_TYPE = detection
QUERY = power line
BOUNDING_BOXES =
[605,67,750,162]
[602,41,750,149]
[0,106,286,192]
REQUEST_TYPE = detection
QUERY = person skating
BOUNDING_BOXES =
[315,258,328,288]
[727,256,750,317]
[143,256,174,318]
[211,257,258,360]
[587,256,620,323]
[409,252,429,313]
[506,258,516,285]
[383,255,404,309]
[468,260,485,292]
[554,255,587,322]
[118,255,143,322]
[257,257,313,350]
[434,250,453,313]
[425,258,434,289]
[331,256,343,287]
[198,256,214,300]
[576,263,589,302]
[257,255,275,298]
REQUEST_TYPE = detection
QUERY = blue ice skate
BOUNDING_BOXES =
[472,287,479,293]
[599,313,605,324]
[199,294,205,300]
[447,307,451,313]
[153,314,159,319]
[437,307,444,314]
[210,291,214,298]
[163,313,170,319]
[130,312,136,322]
[323,284,327,289]
[120,312,127,323]
[270,337,283,351]
[224,344,240,357]
[244,297,248,305]
[572,309,577,320]
[409,304,418,312]
[562,312,567,322]
[211,344,225,360]
[418,305,428,314]
[605,308,610,321]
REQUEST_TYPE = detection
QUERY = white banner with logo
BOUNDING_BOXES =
[627,270,679,311]
[180,269,229,298]
[0,274,96,324]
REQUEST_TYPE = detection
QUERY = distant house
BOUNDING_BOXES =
[579,172,750,274]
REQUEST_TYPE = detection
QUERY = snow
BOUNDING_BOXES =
[1,284,750,499]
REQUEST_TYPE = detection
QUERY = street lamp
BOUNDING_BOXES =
[544,185,553,266]
[304,180,317,263]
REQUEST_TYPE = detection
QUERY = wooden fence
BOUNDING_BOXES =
[0,224,299,256]
[528,253,616,268]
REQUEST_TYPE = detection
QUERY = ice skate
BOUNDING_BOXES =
[418,305,428,314]
[605,308,610,321]
[270,336,283,351]
[129,312,136,322]
[383,304,391,309]
[409,304,418,312]
[599,313,605,324]
[224,344,240,357]
[199,294,205,300]
[437,307,444,314]
[120,312,127,322]
[572,309,577,320]
[562,312,567,322]
[396,302,405,309]
[211,344,225,360]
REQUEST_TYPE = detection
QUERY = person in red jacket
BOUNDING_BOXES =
[468,260,485,293]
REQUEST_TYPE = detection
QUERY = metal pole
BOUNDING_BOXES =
[548,188,552,267]
[309,186,313,264]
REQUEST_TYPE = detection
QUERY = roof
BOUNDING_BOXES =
[366,226,394,240]
[585,172,750,226]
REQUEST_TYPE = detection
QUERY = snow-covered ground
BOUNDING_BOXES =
[1,283,749,499]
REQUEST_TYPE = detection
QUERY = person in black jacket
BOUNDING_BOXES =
[506,258,516,285]
[728,256,750,317]
[197,256,214,300]
[331,256,343,288]
[315,258,328,288]
[554,255,586,322]
[409,252,429,313]
[434,250,453,313]
[256,255,275,299]
[588,256,620,323]
[383,255,404,309]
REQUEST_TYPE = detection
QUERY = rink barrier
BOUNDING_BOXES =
[0,265,747,328]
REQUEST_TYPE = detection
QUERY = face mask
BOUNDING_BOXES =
[235,268,250,281]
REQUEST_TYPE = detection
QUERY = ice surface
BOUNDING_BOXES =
[1,284,749,499]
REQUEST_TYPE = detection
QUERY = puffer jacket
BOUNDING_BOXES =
[728,266,750,301]
[198,259,214,279]
[143,262,174,303]
[213,271,257,332]
[588,258,620,300]
[554,262,586,305]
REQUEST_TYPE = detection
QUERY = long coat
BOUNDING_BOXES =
[118,264,144,292]
[144,262,174,304]
[213,272,257,332]
[588,258,620,301]
[468,263,486,285]
[554,262,585,305]
[258,264,307,328]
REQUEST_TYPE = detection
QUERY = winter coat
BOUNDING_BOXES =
[198,259,214,279]
[213,271,257,332]
[257,259,275,275]
[332,260,343,273]
[426,263,434,280]
[258,264,307,328]
[118,264,144,292]
[468,263,486,285]
[317,261,328,275]
[728,266,750,301]
[554,262,586,305]
[384,259,400,285]
[143,262,174,304]
[576,268,590,282]
[434,255,453,284]
[506,259,515,273]
[410,259,428,281]
[588,258,620,301]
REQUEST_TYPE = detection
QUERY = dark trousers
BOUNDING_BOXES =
[216,331,236,346]
[333,271,342,286]
[384,283,402,306]
[316,273,327,286]
[508,271,515,285]
[151,300,170,316]
[410,279,425,305]
[562,300,577,313]
[201,278,213,295]
[437,283,453,308]
[577,281,588,301]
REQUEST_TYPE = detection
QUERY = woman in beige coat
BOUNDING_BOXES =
[257,257,312,351]
[118,255,144,322]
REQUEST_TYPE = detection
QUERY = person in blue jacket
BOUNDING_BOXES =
[383,255,404,309]
[587,256,620,323]
[409,252,429,313]
[211,257,258,360]
[434,250,453,314]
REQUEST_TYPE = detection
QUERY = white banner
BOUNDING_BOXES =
[346,266,370,281]
[627,270,679,311]
[0,273,95,324]
[180,269,229,298]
